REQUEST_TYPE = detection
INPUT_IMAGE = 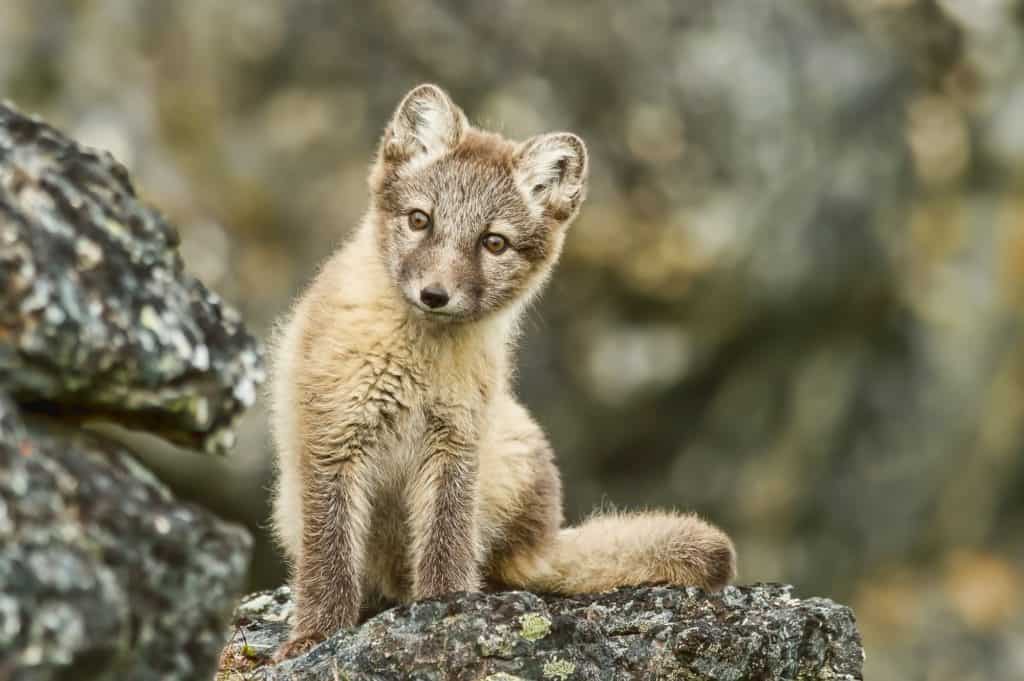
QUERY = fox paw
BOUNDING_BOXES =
[272,631,326,663]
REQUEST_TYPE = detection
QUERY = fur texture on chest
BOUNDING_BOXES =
[290,233,513,468]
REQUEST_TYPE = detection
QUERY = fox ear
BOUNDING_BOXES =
[381,84,466,166]
[515,132,588,223]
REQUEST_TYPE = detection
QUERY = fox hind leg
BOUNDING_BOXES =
[477,400,565,591]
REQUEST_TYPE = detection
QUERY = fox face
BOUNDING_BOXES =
[369,85,588,322]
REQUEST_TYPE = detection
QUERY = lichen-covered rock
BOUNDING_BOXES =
[220,584,863,680]
[0,102,263,453]
[0,393,252,680]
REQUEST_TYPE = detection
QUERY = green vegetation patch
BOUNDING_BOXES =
[518,612,552,641]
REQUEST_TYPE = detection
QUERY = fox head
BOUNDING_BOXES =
[369,84,587,323]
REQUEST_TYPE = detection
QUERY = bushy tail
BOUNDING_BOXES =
[500,510,737,594]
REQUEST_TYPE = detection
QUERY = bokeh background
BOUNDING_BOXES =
[4,1,1024,679]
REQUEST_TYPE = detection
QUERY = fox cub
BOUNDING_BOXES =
[269,84,736,659]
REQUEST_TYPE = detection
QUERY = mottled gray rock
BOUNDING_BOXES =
[0,102,263,454]
[220,584,862,680]
[0,105,262,679]
[0,392,252,681]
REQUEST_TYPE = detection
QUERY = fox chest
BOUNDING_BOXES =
[330,349,491,469]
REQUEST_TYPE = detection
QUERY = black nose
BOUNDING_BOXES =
[419,284,450,309]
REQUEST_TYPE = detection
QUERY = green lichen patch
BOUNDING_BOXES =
[518,612,551,641]
[543,657,576,680]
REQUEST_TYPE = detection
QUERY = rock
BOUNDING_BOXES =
[0,392,252,680]
[0,102,264,454]
[220,584,863,680]
[0,105,261,679]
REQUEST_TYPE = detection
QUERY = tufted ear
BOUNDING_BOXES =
[380,84,466,166]
[514,132,588,223]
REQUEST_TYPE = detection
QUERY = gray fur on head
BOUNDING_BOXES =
[370,84,589,324]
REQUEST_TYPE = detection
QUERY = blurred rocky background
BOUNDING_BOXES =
[3,1,1022,679]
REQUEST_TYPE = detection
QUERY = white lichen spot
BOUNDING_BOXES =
[103,216,130,243]
[139,306,163,334]
[485,674,526,681]
[192,344,210,371]
[221,303,241,325]
[237,593,275,615]
[543,658,575,680]
[153,516,171,535]
[193,396,210,429]
[74,238,103,270]
[8,468,28,496]
[0,595,21,644]
[20,642,43,666]
[138,330,156,353]
[233,378,256,407]
[0,498,10,537]
[43,304,65,325]
[170,329,192,360]
[18,185,55,220]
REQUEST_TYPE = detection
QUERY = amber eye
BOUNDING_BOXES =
[481,233,508,255]
[408,210,431,231]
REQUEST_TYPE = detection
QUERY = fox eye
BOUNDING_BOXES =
[408,210,431,231]
[481,233,508,255]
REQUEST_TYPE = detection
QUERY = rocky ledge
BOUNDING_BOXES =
[219,584,863,680]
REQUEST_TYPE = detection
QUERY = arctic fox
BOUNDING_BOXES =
[268,84,736,659]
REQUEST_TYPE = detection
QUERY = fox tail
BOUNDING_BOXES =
[499,509,737,594]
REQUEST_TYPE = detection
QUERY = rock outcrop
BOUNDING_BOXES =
[219,584,863,680]
[0,103,260,680]
[0,394,251,680]
[0,102,263,454]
